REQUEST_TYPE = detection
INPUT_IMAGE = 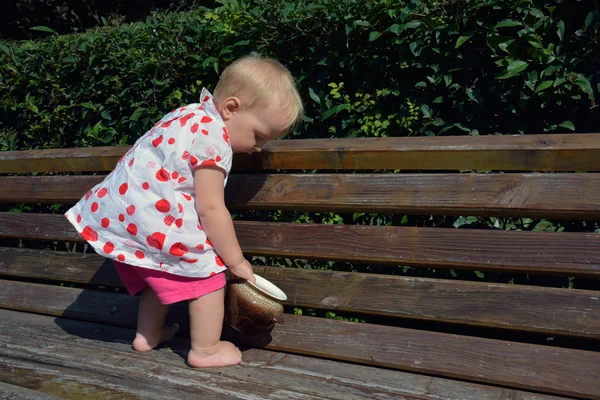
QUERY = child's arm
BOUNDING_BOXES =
[194,166,255,283]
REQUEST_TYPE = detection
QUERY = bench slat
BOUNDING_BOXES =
[1,247,599,338]
[0,326,325,400]
[2,173,600,219]
[2,214,599,277]
[1,310,567,400]
[0,382,63,400]
[2,135,600,173]
[1,281,598,398]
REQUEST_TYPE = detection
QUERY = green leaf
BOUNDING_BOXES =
[322,104,349,119]
[233,40,250,47]
[101,111,112,120]
[529,8,545,18]
[387,24,403,34]
[352,213,365,221]
[535,80,553,93]
[409,41,422,56]
[533,220,555,232]
[433,96,443,103]
[405,21,421,29]
[308,87,321,105]
[585,11,600,30]
[353,20,369,27]
[496,60,529,80]
[130,109,144,121]
[421,104,432,117]
[30,26,57,34]
[556,20,565,41]
[575,74,595,105]
[493,19,522,29]
[369,31,382,41]
[558,120,575,131]
[465,87,479,103]
[553,77,567,87]
[0,43,11,56]
[455,33,473,48]
[454,123,470,132]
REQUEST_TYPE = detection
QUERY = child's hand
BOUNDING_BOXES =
[229,259,256,283]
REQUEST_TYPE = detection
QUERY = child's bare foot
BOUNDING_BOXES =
[187,341,242,368]
[132,323,180,352]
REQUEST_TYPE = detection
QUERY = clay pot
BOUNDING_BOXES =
[225,274,287,337]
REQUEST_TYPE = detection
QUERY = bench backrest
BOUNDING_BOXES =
[1,133,600,398]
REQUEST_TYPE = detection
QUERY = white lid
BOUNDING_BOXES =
[248,274,287,301]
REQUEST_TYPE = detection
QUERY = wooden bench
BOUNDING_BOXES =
[1,134,600,399]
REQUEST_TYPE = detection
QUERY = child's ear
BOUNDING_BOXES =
[220,97,241,121]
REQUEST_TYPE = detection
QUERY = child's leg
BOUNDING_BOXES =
[132,287,180,352]
[187,287,242,368]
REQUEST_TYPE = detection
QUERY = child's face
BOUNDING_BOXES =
[218,99,289,154]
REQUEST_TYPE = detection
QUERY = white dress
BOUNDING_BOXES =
[65,88,233,277]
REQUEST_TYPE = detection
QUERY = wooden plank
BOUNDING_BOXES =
[2,173,600,219]
[0,146,126,174]
[2,247,600,338]
[225,173,600,218]
[2,214,599,278]
[234,222,600,277]
[236,134,600,172]
[0,382,62,400]
[1,310,567,400]
[2,135,600,173]
[0,281,598,398]
[1,359,168,400]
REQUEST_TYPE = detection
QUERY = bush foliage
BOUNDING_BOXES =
[0,0,207,40]
[1,0,599,151]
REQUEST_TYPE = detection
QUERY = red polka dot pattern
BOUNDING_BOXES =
[104,242,114,254]
[67,94,231,277]
[156,199,170,213]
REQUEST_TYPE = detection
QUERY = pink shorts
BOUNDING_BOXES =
[113,261,226,305]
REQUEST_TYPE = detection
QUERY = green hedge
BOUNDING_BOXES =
[1,0,599,151]
[1,0,208,40]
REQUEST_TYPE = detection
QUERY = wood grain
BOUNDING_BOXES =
[0,281,598,398]
[2,214,599,277]
[0,146,126,174]
[1,247,599,338]
[0,382,63,400]
[3,173,600,219]
[225,173,600,218]
[2,134,600,173]
[1,310,567,400]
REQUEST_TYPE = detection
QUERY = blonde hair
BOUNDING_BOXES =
[213,55,304,132]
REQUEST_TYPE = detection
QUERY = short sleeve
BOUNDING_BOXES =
[188,113,233,177]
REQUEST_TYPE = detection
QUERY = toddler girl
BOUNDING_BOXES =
[65,55,303,367]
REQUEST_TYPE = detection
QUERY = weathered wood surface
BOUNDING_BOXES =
[1,282,598,398]
[2,135,600,173]
[0,310,568,400]
[2,247,600,338]
[225,173,600,218]
[2,173,600,219]
[0,146,126,174]
[0,382,63,400]
[2,214,599,278]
